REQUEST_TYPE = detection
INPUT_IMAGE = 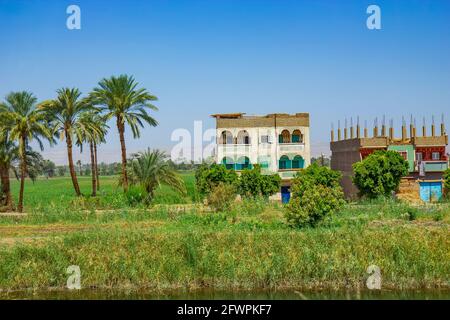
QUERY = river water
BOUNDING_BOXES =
[1,288,449,300]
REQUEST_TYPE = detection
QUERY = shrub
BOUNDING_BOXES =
[207,183,236,212]
[195,163,238,196]
[443,168,450,197]
[405,207,418,221]
[125,186,147,206]
[285,184,345,227]
[353,150,409,199]
[238,165,281,198]
[285,164,345,227]
[290,162,342,198]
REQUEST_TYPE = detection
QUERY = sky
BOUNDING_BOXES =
[1,0,449,165]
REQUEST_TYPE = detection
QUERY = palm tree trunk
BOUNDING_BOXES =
[117,117,128,192]
[17,136,27,213]
[94,141,100,191]
[90,142,96,197]
[66,128,81,196]
[0,162,13,210]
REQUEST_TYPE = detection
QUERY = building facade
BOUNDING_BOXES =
[330,117,448,202]
[212,113,311,202]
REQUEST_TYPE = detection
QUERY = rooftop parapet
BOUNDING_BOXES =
[212,112,310,128]
[330,114,447,147]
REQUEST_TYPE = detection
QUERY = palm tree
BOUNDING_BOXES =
[0,133,16,210]
[0,134,44,211]
[39,88,93,196]
[129,149,186,203]
[0,91,52,212]
[77,112,109,196]
[89,75,158,192]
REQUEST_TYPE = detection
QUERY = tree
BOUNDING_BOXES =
[0,133,44,211]
[238,165,281,198]
[41,159,56,178]
[77,111,108,196]
[57,166,66,177]
[0,133,16,210]
[0,91,52,212]
[128,149,186,203]
[291,162,342,198]
[443,168,450,197]
[286,184,345,227]
[195,163,238,196]
[89,75,158,192]
[285,163,344,227]
[76,160,82,176]
[353,150,409,198]
[39,88,93,196]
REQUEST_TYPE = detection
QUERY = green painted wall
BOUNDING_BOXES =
[387,145,415,172]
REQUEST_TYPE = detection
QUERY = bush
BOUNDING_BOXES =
[285,185,345,227]
[195,164,238,196]
[353,150,409,199]
[290,163,342,197]
[125,186,147,206]
[443,168,450,197]
[238,165,281,198]
[207,183,237,212]
[285,164,345,227]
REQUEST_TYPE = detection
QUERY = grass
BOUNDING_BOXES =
[0,174,449,292]
[9,172,198,210]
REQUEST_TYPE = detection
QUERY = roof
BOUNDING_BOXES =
[210,113,245,119]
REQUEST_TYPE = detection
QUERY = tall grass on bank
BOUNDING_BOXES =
[0,223,448,291]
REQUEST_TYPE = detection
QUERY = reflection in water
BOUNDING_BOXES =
[1,288,449,300]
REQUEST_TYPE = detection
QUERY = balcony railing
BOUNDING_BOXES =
[415,160,448,172]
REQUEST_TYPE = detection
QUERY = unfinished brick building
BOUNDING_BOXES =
[330,116,448,202]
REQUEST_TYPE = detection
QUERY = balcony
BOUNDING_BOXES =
[278,143,305,154]
[217,144,252,156]
[423,161,448,172]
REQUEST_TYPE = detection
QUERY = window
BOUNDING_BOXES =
[236,156,251,170]
[292,130,302,143]
[416,152,423,162]
[279,155,291,170]
[237,130,250,144]
[397,151,407,160]
[292,155,305,169]
[279,130,290,143]
[432,152,440,160]
[260,135,270,144]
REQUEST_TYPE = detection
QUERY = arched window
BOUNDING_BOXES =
[279,130,291,143]
[257,156,270,169]
[292,130,302,143]
[279,155,291,170]
[220,131,233,144]
[292,155,305,169]
[237,130,250,144]
[236,156,251,170]
[221,157,235,170]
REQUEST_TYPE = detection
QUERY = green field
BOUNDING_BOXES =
[9,172,198,209]
[0,174,449,293]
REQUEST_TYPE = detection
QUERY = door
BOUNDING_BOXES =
[420,182,443,202]
[281,186,291,204]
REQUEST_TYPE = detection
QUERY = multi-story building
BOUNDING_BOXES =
[211,113,311,202]
[330,116,448,202]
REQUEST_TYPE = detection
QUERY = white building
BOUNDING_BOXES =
[211,113,311,202]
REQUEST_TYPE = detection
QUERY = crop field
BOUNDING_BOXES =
[0,173,449,293]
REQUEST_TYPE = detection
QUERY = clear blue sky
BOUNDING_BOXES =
[1,0,449,164]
